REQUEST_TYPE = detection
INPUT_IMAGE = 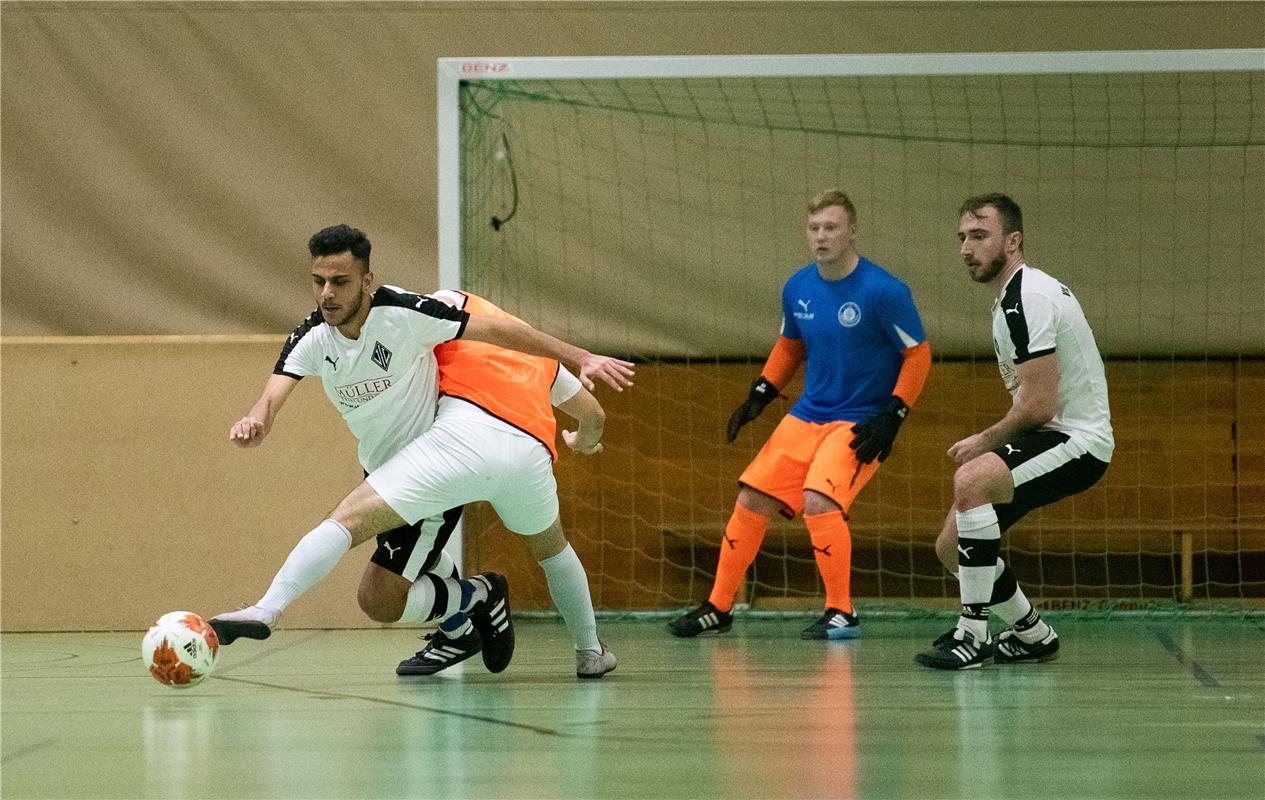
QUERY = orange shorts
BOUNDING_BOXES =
[739,414,881,518]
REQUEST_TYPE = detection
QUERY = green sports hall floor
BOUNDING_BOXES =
[2,615,1262,800]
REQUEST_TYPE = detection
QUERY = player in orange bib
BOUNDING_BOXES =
[668,189,932,640]
[377,289,618,678]
[434,290,573,462]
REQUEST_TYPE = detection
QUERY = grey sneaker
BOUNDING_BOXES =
[576,642,617,679]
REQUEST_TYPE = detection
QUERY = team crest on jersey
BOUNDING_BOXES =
[371,341,393,371]
[837,302,861,328]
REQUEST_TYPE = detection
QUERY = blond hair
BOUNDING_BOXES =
[808,189,857,223]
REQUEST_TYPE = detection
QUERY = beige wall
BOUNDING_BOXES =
[3,2,1261,335]
[0,337,375,631]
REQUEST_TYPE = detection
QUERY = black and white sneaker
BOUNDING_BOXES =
[209,605,275,645]
[468,573,514,673]
[801,608,860,640]
[396,629,483,676]
[914,627,994,670]
[994,627,1060,663]
[667,601,733,638]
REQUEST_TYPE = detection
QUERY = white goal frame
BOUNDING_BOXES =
[433,48,1263,573]
[437,49,1262,289]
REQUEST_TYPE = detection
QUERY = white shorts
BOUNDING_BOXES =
[365,396,559,535]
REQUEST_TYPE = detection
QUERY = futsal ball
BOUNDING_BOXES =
[141,611,220,688]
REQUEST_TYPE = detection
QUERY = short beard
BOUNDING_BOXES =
[970,254,1007,284]
[324,294,364,327]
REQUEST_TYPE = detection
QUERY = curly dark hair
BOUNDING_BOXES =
[308,224,371,269]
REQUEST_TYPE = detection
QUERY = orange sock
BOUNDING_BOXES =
[707,502,769,612]
[805,510,853,614]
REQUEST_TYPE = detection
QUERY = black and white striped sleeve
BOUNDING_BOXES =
[1000,274,1057,364]
[373,286,470,345]
[273,309,323,379]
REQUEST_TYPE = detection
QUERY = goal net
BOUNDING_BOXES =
[441,52,1265,612]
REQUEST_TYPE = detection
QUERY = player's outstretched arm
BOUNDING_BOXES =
[228,374,299,448]
[947,351,1060,463]
[557,386,606,455]
[463,315,634,392]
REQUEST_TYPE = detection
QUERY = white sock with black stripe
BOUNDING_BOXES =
[398,572,487,625]
[989,559,1052,643]
[423,551,475,636]
[956,504,1001,641]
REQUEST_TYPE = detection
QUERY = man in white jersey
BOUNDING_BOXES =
[210,224,633,677]
[915,194,1113,670]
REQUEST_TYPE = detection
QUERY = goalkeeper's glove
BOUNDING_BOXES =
[849,396,909,464]
[726,376,780,443]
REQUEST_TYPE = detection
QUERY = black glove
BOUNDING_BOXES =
[726,376,780,443]
[849,396,909,464]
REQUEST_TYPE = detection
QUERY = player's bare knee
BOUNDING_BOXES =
[952,466,984,510]
[737,485,781,517]
[802,489,841,516]
[331,482,407,547]
[523,519,568,562]
[952,456,1006,510]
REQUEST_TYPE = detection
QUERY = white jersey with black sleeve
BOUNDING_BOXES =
[992,264,1114,462]
[274,285,469,472]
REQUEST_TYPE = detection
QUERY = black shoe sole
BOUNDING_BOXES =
[914,653,993,670]
[667,622,732,638]
[995,650,1060,664]
[209,619,271,646]
[577,665,617,679]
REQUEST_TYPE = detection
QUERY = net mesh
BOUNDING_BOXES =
[457,68,1265,611]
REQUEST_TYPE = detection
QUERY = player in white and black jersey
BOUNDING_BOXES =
[209,224,633,675]
[915,194,1113,670]
[262,282,475,662]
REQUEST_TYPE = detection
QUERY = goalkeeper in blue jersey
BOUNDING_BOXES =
[669,188,932,640]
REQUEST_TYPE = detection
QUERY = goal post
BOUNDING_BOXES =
[436,50,1265,612]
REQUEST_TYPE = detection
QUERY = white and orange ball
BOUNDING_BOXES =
[141,611,220,688]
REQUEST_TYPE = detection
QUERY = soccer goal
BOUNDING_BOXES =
[437,50,1265,613]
